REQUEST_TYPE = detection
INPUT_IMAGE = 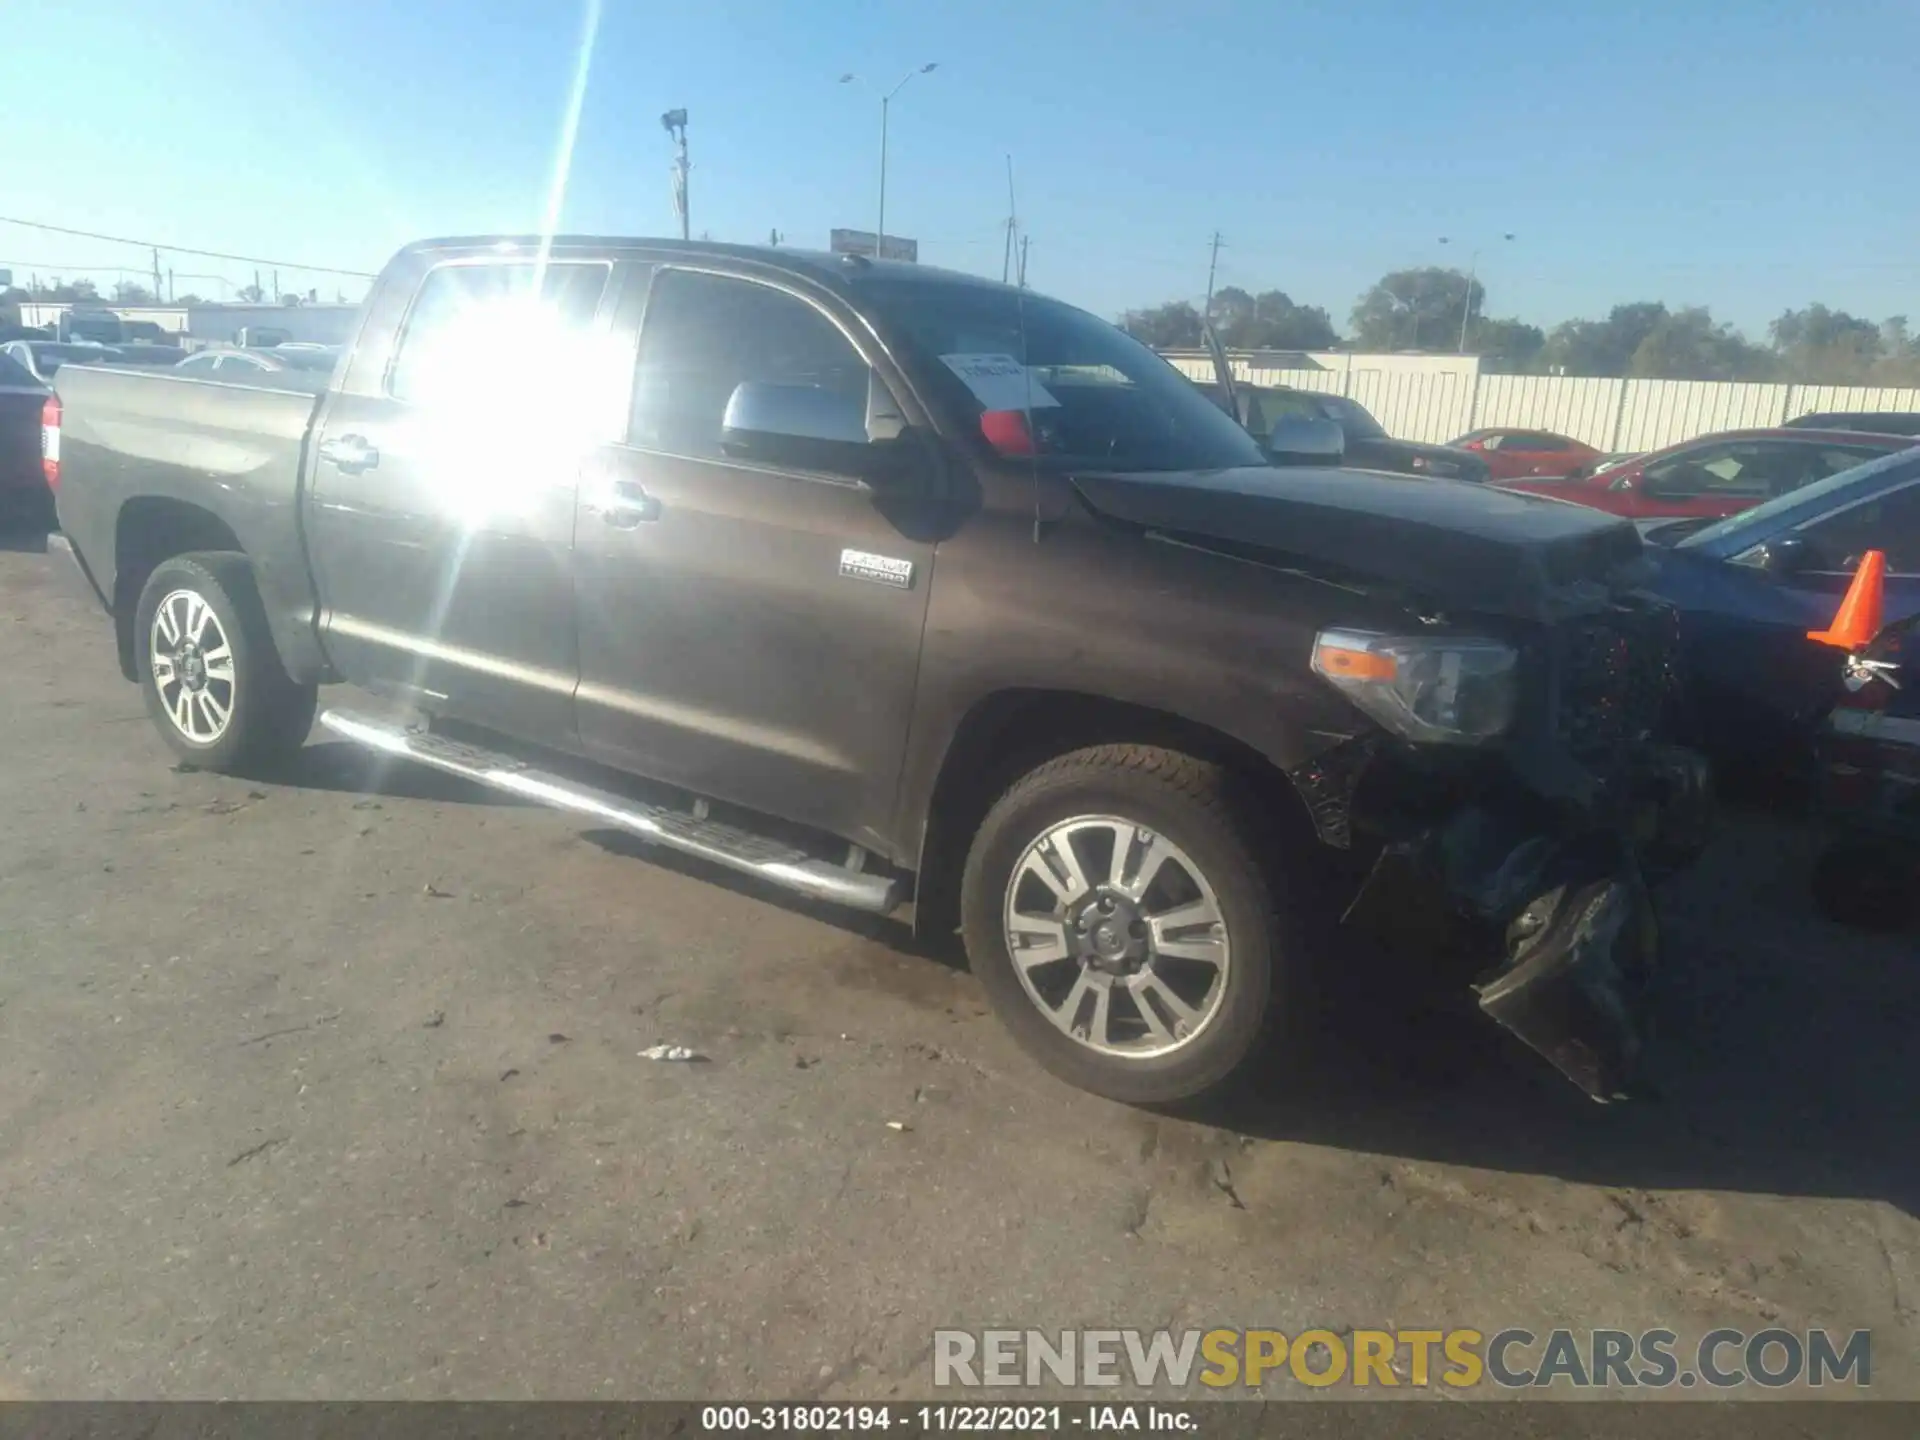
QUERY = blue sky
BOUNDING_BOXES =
[5,0,1917,336]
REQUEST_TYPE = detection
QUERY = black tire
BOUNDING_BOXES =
[1810,838,1916,932]
[133,552,317,774]
[960,744,1287,1105]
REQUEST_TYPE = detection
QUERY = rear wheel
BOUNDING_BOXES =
[960,745,1288,1104]
[134,553,317,774]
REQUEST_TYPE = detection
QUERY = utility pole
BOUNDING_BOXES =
[1018,235,1030,288]
[272,269,280,303]
[1439,233,1514,353]
[167,268,174,303]
[1204,231,1224,318]
[1003,154,1018,284]
[661,109,690,241]
[840,66,937,256]
[151,248,162,304]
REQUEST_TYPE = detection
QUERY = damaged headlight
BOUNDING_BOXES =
[1311,629,1518,745]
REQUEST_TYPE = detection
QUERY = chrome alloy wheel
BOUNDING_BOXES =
[1002,815,1231,1059]
[148,588,236,744]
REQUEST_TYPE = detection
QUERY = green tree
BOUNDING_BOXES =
[235,283,266,303]
[1350,267,1482,351]
[1769,304,1884,383]
[1119,299,1203,348]
[111,280,156,304]
[1471,317,1545,372]
[1205,286,1338,350]
[1537,302,1669,376]
[1628,307,1773,381]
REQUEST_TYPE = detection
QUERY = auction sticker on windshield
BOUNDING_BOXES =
[940,353,1062,411]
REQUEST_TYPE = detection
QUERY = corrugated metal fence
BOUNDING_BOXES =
[1166,355,1920,452]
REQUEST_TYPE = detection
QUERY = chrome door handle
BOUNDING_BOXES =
[598,480,661,528]
[319,434,380,474]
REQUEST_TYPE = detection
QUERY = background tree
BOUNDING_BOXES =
[1627,307,1773,380]
[1119,299,1203,348]
[1769,304,1884,383]
[26,278,101,303]
[1350,267,1482,351]
[1206,286,1338,350]
[235,283,266,303]
[1470,317,1546,372]
[1536,302,1668,376]
[111,280,155,304]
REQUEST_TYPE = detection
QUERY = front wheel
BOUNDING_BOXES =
[134,553,317,774]
[960,745,1288,1105]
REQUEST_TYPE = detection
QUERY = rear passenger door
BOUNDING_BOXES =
[571,264,941,853]
[304,251,618,743]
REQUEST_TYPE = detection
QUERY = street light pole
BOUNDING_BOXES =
[1439,233,1514,353]
[842,64,937,254]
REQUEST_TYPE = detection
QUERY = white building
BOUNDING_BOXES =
[17,301,360,347]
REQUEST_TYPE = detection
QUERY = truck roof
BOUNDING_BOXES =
[400,235,1019,298]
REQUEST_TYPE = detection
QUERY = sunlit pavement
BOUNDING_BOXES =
[0,538,1915,1402]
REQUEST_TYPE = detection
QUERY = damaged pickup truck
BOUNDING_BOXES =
[47,236,1710,1104]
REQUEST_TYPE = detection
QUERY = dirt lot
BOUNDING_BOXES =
[0,535,1915,1402]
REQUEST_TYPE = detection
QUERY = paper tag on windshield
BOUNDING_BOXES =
[939,353,1061,411]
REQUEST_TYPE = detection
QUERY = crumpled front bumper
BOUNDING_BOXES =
[1341,746,1712,1102]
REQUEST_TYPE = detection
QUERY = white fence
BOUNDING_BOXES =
[1165,355,1920,453]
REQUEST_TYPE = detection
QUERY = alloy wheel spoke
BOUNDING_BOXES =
[201,643,233,679]
[200,686,231,729]
[1131,973,1201,1043]
[170,685,193,734]
[1118,833,1178,902]
[1020,835,1089,907]
[1148,898,1227,965]
[151,653,176,686]
[156,600,181,646]
[1007,912,1071,970]
[186,593,213,643]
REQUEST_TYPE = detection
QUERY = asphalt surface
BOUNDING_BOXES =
[1,533,1916,1403]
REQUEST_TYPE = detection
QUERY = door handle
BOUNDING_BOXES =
[319,434,380,474]
[598,479,661,528]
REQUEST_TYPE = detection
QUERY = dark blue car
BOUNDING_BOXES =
[1643,447,1920,775]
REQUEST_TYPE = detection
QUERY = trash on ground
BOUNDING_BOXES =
[639,1044,708,1062]
[885,1120,911,1132]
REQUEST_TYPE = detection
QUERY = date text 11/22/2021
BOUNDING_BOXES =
[700,1404,1198,1432]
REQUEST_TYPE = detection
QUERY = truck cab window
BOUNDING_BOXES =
[628,270,871,466]
[388,260,608,404]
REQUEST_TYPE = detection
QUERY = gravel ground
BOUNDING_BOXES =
[0,534,1914,1403]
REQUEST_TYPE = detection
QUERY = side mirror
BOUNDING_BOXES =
[720,379,897,479]
[1757,535,1812,576]
[1267,414,1345,467]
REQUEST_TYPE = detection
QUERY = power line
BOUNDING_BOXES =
[0,215,375,279]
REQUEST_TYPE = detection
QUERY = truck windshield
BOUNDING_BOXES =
[855,277,1267,474]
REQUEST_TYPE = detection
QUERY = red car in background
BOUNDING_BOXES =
[1495,427,1917,521]
[1448,428,1601,482]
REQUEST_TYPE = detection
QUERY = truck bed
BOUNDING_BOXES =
[52,364,330,683]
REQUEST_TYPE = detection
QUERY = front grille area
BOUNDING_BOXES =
[1556,601,1680,758]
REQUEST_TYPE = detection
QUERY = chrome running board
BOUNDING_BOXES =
[318,708,904,915]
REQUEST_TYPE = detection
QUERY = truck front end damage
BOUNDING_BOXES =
[1294,591,1713,1102]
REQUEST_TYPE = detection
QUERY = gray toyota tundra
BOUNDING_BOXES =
[47,236,1710,1106]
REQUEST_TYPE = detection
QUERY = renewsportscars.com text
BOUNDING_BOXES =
[932,1327,1871,1390]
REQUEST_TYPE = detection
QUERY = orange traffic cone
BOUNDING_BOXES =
[1808,550,1887,652]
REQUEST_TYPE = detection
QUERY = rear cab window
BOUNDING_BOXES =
[387,259,611,403]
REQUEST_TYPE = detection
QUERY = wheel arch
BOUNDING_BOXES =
[112,499,248,682]
[908,687,1321,943]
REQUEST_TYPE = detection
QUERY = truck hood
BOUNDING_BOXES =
[1071,465,1645,621]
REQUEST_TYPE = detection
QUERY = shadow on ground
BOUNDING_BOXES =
[0,522,51,554]
[270,709,1916,1215]
[603,807,1917,1217]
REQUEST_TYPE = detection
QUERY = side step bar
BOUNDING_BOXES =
[318,709,905,915]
